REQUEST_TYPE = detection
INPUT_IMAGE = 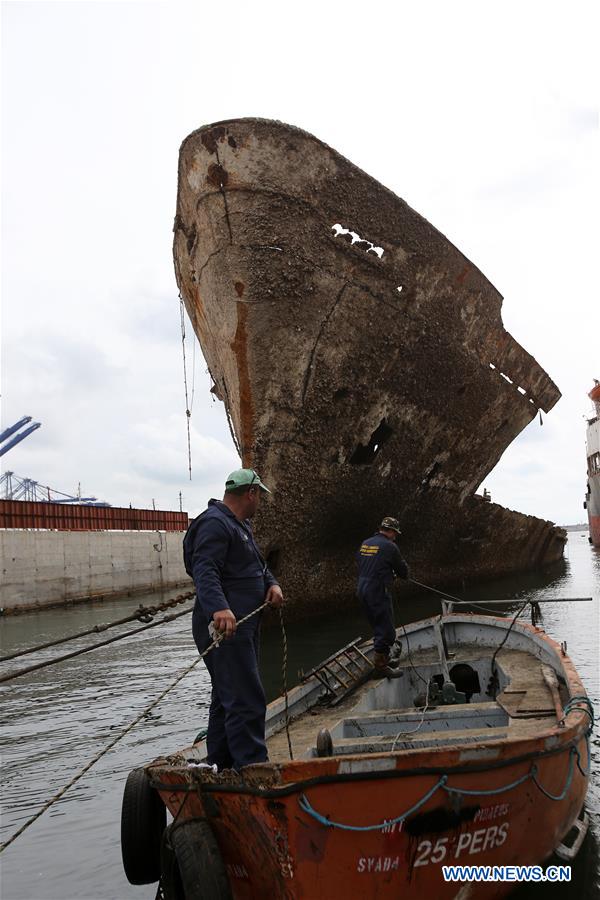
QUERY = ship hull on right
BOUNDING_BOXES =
[585,382,600,546]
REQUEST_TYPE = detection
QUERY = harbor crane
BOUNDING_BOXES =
[0,472,109,505]
[0,416,41,457]
[0,416,108,505]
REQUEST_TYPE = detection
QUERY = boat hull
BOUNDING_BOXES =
[154,732,588,898]
[585,387,600,546]
[148,616,591,898]
[173,119,566,614]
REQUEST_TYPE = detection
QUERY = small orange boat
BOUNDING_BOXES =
[121,611,592,898]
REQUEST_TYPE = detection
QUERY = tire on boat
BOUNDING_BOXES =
[169,819,233,900]
[160,827,185,900]
[121,767,166,885]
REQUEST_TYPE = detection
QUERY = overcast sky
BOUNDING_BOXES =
[1,0,598,524]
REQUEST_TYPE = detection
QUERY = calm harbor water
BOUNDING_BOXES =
[1,532,598,900]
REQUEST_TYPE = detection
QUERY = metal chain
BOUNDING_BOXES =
[0,591,195,663]
[0,602,268,853]
[278,607,294,760]
[0,605,195,685]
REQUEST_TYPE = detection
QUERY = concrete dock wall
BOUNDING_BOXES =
[0,530,192,613]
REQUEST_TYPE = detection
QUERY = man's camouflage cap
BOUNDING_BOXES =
[380,516,401,534]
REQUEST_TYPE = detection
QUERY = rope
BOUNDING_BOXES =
[298,737,589,832]
[0,591,195,663]
[575,737,591,778]
[489,603,528,698]
[560,696,595,729]
[408,577,509,615]
[0,601,268,853]
[278,607,294,760]
[298,775,447,831]
[391,678,430,748]
[531,748,577,801]
[0,606,195,684]
[399,623,429,686]
[179,297,193,480]
[443,770,533,796]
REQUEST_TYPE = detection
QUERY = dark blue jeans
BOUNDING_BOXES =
[192,604,267,771]
[357,577,396,655]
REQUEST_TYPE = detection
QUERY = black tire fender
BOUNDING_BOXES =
[121,767,166,885]
[169,819,232,900]
[160,827,185,900]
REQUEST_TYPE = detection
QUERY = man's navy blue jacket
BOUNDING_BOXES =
[183,499,278,619]
[356,533,409,585]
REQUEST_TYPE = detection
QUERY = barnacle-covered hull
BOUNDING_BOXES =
[174,118,565,613]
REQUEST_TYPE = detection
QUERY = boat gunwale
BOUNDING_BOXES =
[148,724,590,798]
[147,614,591,798]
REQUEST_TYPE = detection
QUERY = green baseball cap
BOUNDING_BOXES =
[224,468,271,493]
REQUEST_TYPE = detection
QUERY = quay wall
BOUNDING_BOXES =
[0,529,192,613]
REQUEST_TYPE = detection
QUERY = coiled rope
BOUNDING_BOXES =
[0,601,269,853]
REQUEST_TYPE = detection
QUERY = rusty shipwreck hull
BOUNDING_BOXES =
[173,118,565,613]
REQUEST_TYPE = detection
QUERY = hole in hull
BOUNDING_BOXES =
[349,419,393,465]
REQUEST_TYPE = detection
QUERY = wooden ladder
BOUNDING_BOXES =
[299,637,373,706]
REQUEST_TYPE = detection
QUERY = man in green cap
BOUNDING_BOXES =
[183,468,283,770]
[356,516,409,675]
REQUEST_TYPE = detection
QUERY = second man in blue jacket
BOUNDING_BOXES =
[356,516,409,675]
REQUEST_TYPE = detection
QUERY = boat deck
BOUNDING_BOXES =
[267,643,561,763]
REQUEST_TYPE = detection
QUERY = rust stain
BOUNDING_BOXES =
[200,126,225,154]
[231,302,254,463]
[456,263,471,284]
[192,285,208,332]
[234,281,245,298]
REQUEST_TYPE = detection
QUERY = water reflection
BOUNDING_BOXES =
[0,536,598,899]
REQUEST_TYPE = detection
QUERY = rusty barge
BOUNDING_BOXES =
[173,118,566,613]
[122,611,592,898]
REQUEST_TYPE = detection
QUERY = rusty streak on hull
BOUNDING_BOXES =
[173,118,566,614]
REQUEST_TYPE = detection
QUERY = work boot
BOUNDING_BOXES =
[373,651,390,670]
[372,652,404,679]
[389,639,402,663]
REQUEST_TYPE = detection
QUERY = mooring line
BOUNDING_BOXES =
[278,607,294,760]
[0,602,269,853]
[0,591,195,663]
[0,607,195,684]
[408,577,505,614]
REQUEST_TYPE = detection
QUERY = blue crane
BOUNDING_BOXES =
[0,416,42,457]
[0,471,109,505]
[0,416,109,505]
